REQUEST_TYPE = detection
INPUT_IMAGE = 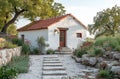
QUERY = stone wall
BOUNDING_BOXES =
[0,47,21,66]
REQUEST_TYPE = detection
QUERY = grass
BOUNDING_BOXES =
[8,55,29,73]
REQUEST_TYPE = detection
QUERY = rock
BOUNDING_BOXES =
[99,61,108,70]
[97,57,104,63]
[113,53,120,60]
[75,57,82,63]
[89,57,97,66]
[81,55,89,65]
[82,54,89,58]
[111,66,120,75]
[104,51,114,59]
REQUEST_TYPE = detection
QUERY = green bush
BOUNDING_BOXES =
[46,49,55,54]
[94,47,104,56]
[22,44,30,55]
[8,56,29,73]
[97,70,113,79]
[95,36,119,51]
[33,48,40,54]
[11,38,23,46]
[75,49,87,58]
[0,66,18,79]
[87,48,95,57]
[115,45,120,52]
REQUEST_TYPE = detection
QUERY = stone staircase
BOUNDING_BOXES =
[42,56,67,79]
[55,47,73,54]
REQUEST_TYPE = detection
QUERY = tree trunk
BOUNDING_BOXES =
[1,10,25,33]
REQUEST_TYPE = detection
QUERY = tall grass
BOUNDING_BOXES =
[8,55,29,73]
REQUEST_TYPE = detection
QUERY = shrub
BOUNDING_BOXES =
[75,49,87,58]
[0,66,18,79]
[8,56,29,73]
[94,47,104,56]
[87,48,95,57]
[97,70,113,79]
[22,44,30,55]
[11,38,23,46]
[115,45,120,52]
[46,49,55,54]
[33,48,40,54]
[95,36,119,51]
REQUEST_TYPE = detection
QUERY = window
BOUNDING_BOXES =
[77,33,82,38]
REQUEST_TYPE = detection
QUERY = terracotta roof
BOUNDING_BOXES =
[17,14,87,31]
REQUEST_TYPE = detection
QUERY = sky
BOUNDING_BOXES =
[16,0,120,28]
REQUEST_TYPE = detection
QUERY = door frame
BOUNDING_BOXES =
[58,28,68,47]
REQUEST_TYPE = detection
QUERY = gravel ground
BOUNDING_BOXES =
[17,55,98,79]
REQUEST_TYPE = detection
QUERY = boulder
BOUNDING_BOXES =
[111,66,120,75]
[89,57,97,66]
[113,53,120,60]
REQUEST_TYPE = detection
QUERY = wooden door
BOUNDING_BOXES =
[60,30,66,47]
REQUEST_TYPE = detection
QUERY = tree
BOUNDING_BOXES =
[89,5,120,37]
[0,0,65,33]
[7,24,17,35]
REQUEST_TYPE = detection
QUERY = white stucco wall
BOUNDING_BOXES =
[48,16,87,50]
[18,29,48,49]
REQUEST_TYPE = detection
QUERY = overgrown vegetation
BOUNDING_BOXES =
[32,48,40,54]
[46,49,55,54]
[97,70,113,79]
[0,55,29,79]
[8,56,29,73]
[74,34,120,58]
[11,38,30,55]
[0,65,18,79]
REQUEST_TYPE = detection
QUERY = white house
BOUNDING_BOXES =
[18,14,87,51]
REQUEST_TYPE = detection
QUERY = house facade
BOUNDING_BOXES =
[18,14,87,51]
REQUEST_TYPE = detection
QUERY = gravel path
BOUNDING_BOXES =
[17,55,98,79]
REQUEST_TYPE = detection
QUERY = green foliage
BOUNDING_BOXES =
[37,36,48,54]
[94,47,104,56]
[0,0,65,33]
[97,70,113,79]
[11,38,23,46]
[33,48,40,54]
[75,49,87,58]
[89,5,120,37]
[7,24,17,35]
[115,45,120,52]
[46,49,55,54]
[8,56,29,73]
[0,66,18,79]
[95,36,119,51]
[4,41,18,48]
[22,44,30,55]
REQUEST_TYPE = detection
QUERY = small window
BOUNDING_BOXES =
[77,33,82,38]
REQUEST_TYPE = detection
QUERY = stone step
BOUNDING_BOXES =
[55,52,72,54]
[43,63,62,66]
[43,61,61,63]
[43,66,65,70]
[42,75,67,79]
[43,59,59,61]
[42,70,67,75]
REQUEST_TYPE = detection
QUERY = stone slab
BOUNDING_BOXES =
[43,61,61,63]
[42,75,67,79]
[43,63,62,66]
[43,66,65,70]
[42,70,67,75]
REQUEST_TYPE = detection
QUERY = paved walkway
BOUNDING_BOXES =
[17,55,98,79]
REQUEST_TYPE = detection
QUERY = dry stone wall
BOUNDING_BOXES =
[0,47,21,66]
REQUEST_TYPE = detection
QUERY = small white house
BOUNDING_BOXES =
[18,14,87,51]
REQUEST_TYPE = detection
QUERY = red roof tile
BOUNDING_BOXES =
[17,14,87,31]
